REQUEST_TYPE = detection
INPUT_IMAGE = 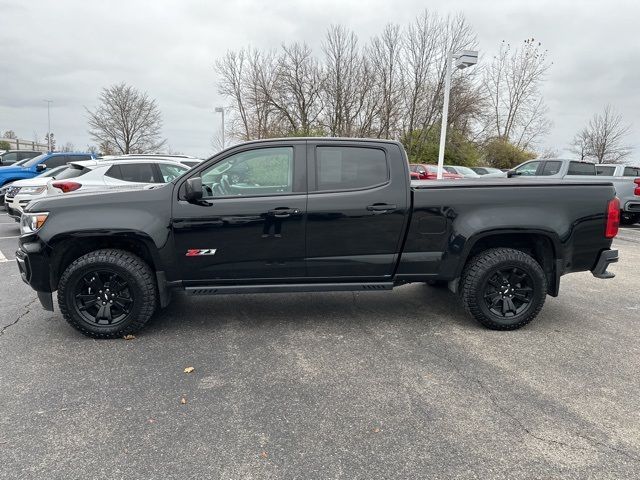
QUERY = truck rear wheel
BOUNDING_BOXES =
[460,248,546,330]
[58,249,157,338]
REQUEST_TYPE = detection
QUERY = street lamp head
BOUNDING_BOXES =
[454,50,478,69]
[214,107,224,113]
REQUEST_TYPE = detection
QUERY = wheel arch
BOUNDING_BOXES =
[456,229,562,296]
[48,230,163,291]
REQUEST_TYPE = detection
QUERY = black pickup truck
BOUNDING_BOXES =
[16,138,619,338]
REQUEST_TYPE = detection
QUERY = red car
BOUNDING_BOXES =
[410,164,463,180]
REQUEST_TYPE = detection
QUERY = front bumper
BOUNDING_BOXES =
[591,249,618,279]
[16,239,55,311]
[6,206,19,220]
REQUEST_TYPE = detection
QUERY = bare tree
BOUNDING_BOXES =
[570,105,632,163]
[86,82,166,154]
[60,142,75,152]
[482,39,551,149]
[321,25,379,137]
[399,12,478,157]
[2,130,17,139]
[216,48,283,139]
[367,23,402,138]
[268,42,324,135]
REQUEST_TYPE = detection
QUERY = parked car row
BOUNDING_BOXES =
[506,158,640,224]
[409,164,507,180]
[0,152,202,219]
[407,157,640,225]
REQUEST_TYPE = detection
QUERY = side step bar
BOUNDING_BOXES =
[185,282,394,296]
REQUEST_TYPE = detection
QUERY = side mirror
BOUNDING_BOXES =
[184,177,203,203]
[506,170,517,178]
[36,164,47,172]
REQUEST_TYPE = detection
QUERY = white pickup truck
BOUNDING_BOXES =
[508,159,640,224]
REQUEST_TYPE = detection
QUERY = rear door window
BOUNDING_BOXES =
[567,161,596,176]
[596,166,616,176]
[315,146,388,191]
[541,161,561,176]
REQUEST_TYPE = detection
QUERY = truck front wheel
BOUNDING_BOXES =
[460,248,547,330]
[58,249,157,338]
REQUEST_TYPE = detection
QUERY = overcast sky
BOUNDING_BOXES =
[0,0,638,160]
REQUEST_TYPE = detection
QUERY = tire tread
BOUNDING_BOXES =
[460,247,546,330]
[57,249,156,338]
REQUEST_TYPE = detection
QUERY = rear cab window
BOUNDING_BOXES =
[623,166,640,177]
[567,161,596,176]
[314,146,388,191]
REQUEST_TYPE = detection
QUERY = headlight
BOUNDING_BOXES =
[20,212,49,235]
[19,186,46,194]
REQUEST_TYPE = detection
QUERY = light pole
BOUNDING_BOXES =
[215,106,225,149]
[436,50,478,179]
[44,100,53,152]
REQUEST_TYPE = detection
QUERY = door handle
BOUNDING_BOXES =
[366,203,396,213]
[268,207,301,218]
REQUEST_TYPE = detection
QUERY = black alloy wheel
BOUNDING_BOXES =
[482,266,534,318]
[58,249,157,338]
[73,270,134,326]
[460,248,547,330]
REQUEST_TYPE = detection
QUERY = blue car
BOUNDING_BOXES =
[0,152,97,187]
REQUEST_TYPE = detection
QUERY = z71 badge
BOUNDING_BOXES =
[186,249,217,257]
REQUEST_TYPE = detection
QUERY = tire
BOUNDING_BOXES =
[620,212,640,225]
[460,248,546,330]
[58,249,157,338]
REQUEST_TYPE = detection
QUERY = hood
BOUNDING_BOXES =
[26,182,173,213]
[10,176,50,187]
[0,165,28,176]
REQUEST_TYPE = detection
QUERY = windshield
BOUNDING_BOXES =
[21,154,48,168]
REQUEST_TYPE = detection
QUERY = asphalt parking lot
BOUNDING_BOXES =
[1,209,639,479]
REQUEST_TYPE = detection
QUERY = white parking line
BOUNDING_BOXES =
[0,235,19,239]
[0,249,8,263]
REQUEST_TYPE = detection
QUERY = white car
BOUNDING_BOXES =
[4,166,69,219]
[8,158,190,218]
[443,166,482,178]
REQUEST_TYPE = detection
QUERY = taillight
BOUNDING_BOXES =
[605,197,620,239]
[634,178,640,196]
[51,181,81,193]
